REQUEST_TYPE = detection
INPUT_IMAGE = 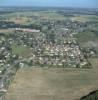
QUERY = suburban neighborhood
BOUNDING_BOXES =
[0,7,98,100]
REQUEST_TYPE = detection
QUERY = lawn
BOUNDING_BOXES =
[5,58,98,100]
[12,45,32,58]
[75,32,96,43]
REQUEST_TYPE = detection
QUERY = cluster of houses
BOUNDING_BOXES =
[0,26,93,99]
[0,37,19,97]
[28,43,89,68]
[10,31,90,68]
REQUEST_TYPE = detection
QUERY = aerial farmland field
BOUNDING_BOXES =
[5,58,98,100]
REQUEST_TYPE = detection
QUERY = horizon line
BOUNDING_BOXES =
[0,6,98,9]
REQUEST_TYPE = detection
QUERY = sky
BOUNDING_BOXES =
[0,0,98,8]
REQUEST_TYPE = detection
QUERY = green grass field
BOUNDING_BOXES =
[1,11,68,25]
[72,15,98,22]
[5,58,98,100]
[12,45,32,58]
